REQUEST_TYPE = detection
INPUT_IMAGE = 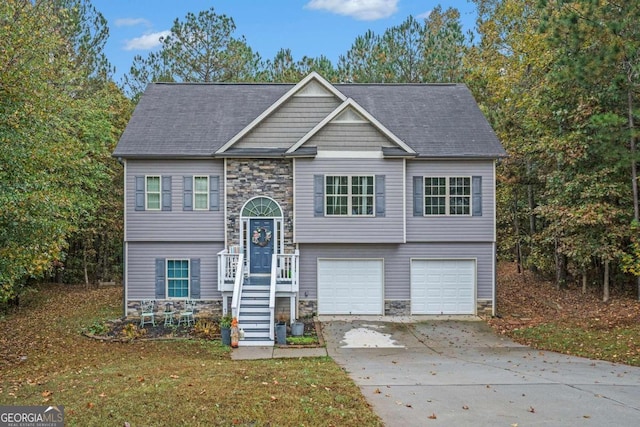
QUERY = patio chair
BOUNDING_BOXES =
[178,300,195,326]
[139,300,156,327]
[163,302,176,326]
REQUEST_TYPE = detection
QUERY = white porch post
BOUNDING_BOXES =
[289,295,296,323]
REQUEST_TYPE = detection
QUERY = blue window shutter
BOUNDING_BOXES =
[190,258,201,299]
[472,176,482,216]
[183,176,193,211]
[162,176,172,211]
[209,176,220,211]
[155,258,165,299]
[413,176,423,216]
[375,175,385,217]
[135,176,145,211]
[314,175,324,217]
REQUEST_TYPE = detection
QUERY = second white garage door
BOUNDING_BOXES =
[317,259,384,315]
[411,259,475,315]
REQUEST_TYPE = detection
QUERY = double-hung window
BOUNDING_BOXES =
[146,176,161,210]
[325,175,374,216]
[167,259,189,298]
[425,176,471,215]
[193,176,209,210]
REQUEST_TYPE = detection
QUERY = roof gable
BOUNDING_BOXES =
[287,99,416,155]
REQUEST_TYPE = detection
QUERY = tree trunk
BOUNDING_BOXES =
[527,160,536,235]
[603,259,610,303]
[513,188,522,273]
[627,77,640,301]
[582,270,587,294]
[83,241,89,288]
[555,241,568,290]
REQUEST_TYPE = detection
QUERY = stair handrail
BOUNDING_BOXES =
[230,253,245,319]
[269,253,277,341]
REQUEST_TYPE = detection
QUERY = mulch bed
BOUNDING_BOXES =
[85,316,321,345]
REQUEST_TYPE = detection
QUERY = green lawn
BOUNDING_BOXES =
[0,285,381,426]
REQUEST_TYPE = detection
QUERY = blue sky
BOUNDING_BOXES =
[93,0,478,82]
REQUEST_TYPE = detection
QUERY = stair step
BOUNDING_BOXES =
[239,316,270,323]
[241,295,269,300]
[239,322,270,329]
[238,338,275,347]
[243,285,270,290]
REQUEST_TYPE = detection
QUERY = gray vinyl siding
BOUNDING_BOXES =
[294,158,404,243]
[235,96,341,149]
[126,241,223,300]
[310,122,395,151]
[406,160,495,243]
[126,160,224,242]
[299,242,494,301]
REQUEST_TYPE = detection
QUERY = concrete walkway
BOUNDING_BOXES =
[321,317,640,427]
[231,345,327,360]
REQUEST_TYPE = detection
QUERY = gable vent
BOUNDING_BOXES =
[333,107,366,123]
[294,80,334,97]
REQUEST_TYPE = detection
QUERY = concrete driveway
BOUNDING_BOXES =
[319,317,640,426]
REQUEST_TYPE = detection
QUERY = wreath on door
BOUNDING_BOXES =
[252,226,272,247]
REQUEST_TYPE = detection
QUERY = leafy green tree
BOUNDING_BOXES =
[338,10,468,83]
[123,7,260,98]
[538,0,640,298]
[260,48,337,83]
[1,0,130,301]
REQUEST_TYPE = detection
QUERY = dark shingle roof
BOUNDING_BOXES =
[113,81,505,159]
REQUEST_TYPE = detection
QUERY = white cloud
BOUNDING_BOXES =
[416,10,432,19]
[306,0,398,21]
[114,17,151,27]
[123,30,171,51]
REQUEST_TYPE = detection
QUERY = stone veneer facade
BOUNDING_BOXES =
[225,159,295,253]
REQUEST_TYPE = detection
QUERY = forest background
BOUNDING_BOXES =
[1,0,639,305]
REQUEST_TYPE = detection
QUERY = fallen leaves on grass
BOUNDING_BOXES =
[489,263,640,366]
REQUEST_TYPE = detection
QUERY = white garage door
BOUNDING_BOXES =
[318,259,384,315]
[411,260,475,314]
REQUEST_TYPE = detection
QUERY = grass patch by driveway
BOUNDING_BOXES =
[512,323,640,366]
[490,263,640,367]
[0,284,381,426]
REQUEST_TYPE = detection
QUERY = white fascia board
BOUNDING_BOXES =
[216,72,347,154]
[287,98,417,155]
[315,150,383,158]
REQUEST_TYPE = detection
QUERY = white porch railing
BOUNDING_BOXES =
[217,249,246,293]
[275,250,299,292]
[230,254,245,319]
[269,254,278,341]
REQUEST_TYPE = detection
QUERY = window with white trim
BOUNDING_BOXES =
[167,259,189,298]
[193,176,209,210]
[425,176,471,215]
[326,175,374,216]
[146,176,161,210]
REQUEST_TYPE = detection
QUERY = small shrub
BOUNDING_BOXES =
[87,321,108,336]
[121,323,146,340]
[193,318,219,340]
[219,315,232,329]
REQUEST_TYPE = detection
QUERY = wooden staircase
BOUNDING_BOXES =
[237,275,273,346]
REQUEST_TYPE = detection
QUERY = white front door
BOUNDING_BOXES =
[411,259,476,314]
[317,259,384,315]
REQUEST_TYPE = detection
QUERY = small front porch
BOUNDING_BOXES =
[217,248,299,346]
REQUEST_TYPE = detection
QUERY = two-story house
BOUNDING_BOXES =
[113,72,506,346]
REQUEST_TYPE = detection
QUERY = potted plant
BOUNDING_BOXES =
[220,314,232,346]
[291,320,304,336]
[275,312,287,345]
